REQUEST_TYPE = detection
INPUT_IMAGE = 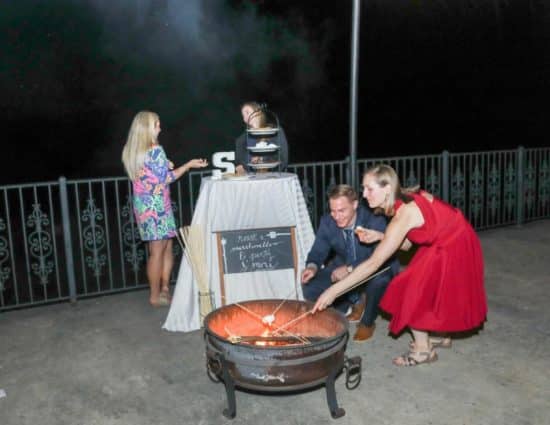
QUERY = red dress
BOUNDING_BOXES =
[379,192,487,335]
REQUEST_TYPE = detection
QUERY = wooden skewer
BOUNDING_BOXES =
[270,310,313,335]
[277,267,389,331]
[232,335,307,343]
[269,287,298,317]
[220,296,310,344]
[175,230,184,250]
[332,265,391,299]
[220,295,265,322]
[180,225,213,318]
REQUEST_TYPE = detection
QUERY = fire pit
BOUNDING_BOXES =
[204,299,362,419]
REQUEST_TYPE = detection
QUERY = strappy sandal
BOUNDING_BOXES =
[430,337,452,348]
[150,297,169,308]
[159,286,171,305]
[393,349,438,367]
[409,337,452,350]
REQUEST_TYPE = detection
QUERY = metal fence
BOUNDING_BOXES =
[1,146,548,311]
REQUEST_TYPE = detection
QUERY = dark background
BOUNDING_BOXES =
[2,0,548,184]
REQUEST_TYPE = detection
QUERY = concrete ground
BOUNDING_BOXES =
[1,220,549,425]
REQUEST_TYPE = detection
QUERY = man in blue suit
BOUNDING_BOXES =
[301,184,399,341]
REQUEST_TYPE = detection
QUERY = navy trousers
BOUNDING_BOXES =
[360,272,392,326]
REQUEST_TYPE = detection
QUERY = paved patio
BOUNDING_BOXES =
[1,220,549,425]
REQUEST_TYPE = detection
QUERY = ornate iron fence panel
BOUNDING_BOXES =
[523,148,550,221]
[287,161,349,228]
[64,177,188,299]
[0,182,67,309]
[1,146,549,311]
[357,154,443,199]
[449,150,518,229]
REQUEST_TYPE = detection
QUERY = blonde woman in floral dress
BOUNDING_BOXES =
[122,111,208,307]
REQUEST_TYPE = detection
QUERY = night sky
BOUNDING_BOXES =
[2,0,548,184]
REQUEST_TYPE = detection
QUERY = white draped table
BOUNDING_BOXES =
[162,173,315,332]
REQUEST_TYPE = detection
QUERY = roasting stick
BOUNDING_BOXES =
[272,267,390,338]
[330,265,392,300]
[230,266,393,341]
[272,287,297,315]
[179,226,213,318]
[220,296,310,344]
[264,287,299,325]
[260,287,313,344]
[224,326,240,344]
[225,317,309,345]
[174,230,184,250]
[287,332,310,345]
[270,310,313,336]
[271,321,310,345]
[220,295,264,322]
[282,267,392,323]
[225,329,309,345]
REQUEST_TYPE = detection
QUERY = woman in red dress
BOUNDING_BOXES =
[313,164,487,366]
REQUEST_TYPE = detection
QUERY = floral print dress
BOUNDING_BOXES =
[132,145,177,241]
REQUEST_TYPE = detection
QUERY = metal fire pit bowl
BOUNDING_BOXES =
[204,299,362,419]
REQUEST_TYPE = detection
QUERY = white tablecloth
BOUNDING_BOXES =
[162,173,315,332]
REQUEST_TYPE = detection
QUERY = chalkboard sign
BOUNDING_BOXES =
[216,226,296,275]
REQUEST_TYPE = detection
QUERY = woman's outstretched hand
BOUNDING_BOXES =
[311,286,337,314]
[355,227,384,244]
[186,158,209,169]
[173,158,209,179]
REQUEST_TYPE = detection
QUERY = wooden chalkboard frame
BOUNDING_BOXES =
[215,226,298,306]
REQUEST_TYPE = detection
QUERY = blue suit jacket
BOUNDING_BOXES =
[305,204,399,275]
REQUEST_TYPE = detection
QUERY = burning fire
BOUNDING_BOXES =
[211,300,345,347]
[254,329,272,346]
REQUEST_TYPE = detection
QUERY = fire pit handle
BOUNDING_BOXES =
[343,356,362,390]
[206,354,223,383]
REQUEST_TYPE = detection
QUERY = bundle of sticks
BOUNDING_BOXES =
[178,225,213,320]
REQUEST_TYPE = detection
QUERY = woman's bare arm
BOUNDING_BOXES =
[172,158,208,180]
[400,238,413,251]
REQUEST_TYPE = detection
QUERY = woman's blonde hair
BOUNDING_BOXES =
[121,111,159,180]
[364,164,420,215]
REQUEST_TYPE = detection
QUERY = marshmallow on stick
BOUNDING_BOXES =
[354,225,367,234]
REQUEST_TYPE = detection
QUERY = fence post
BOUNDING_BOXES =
[59,177,77,303]
[516,146,525,226]
[442,150,450,202]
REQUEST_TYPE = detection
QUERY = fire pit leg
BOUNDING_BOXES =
[325,365,345,419]
[217,354,237,419]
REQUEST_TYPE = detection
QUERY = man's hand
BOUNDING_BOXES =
[330,265,349,282]
[301,267,317,284]
[355,227,384,244]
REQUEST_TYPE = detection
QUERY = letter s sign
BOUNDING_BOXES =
[211,152,235,179]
